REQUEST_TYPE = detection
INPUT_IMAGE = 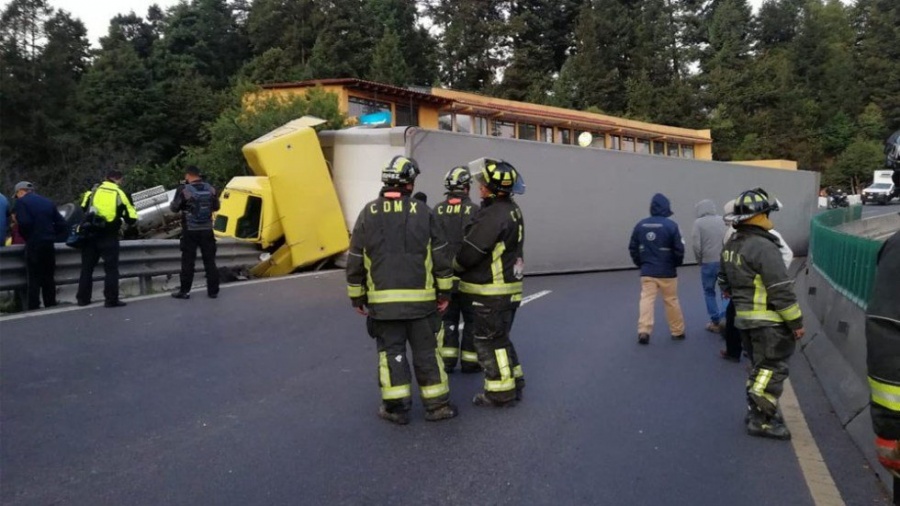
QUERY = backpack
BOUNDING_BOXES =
[184,183,214,227]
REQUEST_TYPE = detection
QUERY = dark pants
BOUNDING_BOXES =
[180,230,219,295]
[371,316,450,413]
[25,240,57,309]
[439,293,477,370]
[722,301,742,359]
[472,302,524,404]
[77,233,120,304]
[742,325,796,418]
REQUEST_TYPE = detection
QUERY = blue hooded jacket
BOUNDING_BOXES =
[629,193,685,278]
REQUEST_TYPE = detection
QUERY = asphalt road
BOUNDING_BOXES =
[861,200,900,218]
[0,268,889,506]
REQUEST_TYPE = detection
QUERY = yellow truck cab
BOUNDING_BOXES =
[214,117,349,276]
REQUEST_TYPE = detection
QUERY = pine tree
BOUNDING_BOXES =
[425,0,506,91]
[855,0,900,131]
[369,29,411,85]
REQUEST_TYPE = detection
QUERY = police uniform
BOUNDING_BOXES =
[433,169,480,372]
[77,179,138,307]
[346,156,455,423]
[866,230,900,469]
[718,189,802,440]
[455,160,526,406]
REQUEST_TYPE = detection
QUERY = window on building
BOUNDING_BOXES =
[556,128,572,145]
[667,143,680,157]
[456,114,472,134]
[348,96,391,120]
[622,136,635,152]
[518,123,537,141]
[653,141,665,155]
[438,113,453,131]
[610,135,621,150]
[637,139,650,154]
[682,145,695,159]
[473,117,488,135]
[541,126,553,143]
[395,103,419,127]
[492,120,516,139]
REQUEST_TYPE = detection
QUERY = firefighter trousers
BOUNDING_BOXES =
[472,302,524,404]
[439,293,477,371]
[370,315,450,413]
[741,325,796,417]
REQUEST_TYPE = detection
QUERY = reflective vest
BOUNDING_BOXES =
[83,181,137,224]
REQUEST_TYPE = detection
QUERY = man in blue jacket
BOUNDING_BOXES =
[629,193,686,345]
[12,181,66,309]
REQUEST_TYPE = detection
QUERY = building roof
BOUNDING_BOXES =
[261,78,453,106]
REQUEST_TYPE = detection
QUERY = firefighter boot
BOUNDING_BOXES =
[378,405,410,426]
[472,393,517,408]
[424,404,459,422]
[746,409,791,440]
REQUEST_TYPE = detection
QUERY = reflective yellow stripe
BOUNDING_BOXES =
[736,310,783,323]
[422,326,450,399]
[870,377,900,412]
[367,289,436,304]
[379,351,411,400]
[753,275,767,312]
[485,349,515,392]
[425,240,434,292]
[461,351,479,363]
[439,348,459,358]
[421,381,449,399]
[347,285,365,298]
[511,294,522,303]
[777,303,802,322]
[750,368,773,396]
[513,364,523,379]
[459,281,523,296]
[491,242,506,285]
[364,253,375,293]
[436,276,453,291]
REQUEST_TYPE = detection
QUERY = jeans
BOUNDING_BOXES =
[700,262,723,324]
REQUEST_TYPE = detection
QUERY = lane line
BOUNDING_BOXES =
[0,270,341,322]
[521,290,552,306]
[781,379,846,506]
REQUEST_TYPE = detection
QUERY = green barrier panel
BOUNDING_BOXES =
[810,207,882,309]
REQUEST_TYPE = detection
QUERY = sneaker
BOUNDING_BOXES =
[705,322,722,333]
[672,334,686,341]
[104,300,127,308]
[424,404,458,422]
[747,417,791,440]
[472,393,516,408]
[377,405,410,425]
[171,292,190,300]
[719,350,740,363]
[638,333,650,345]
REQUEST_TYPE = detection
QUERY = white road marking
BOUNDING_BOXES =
[781,380,846,506]
[521,290,552,306]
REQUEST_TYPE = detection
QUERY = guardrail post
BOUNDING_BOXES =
[139,275,152,295]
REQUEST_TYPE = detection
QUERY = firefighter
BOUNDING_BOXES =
[76,170,138,308]
[718,188,805,440]
[866,229,900,476]
[346,155,457,425]
[455,158,526,407]
[433,166,481,373]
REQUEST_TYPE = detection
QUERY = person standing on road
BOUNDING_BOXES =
[455,159,526,408]
[433,166,481,373]
[629,193,686,345]
[76,170,137,308]
[692,199,727,333]
[12,181,66,309]
[865,228,900,478]
[170,166,220,300]
[346,155,457,425]
[718,189,804,440]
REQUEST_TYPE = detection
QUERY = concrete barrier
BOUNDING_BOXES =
[837,212,900,241]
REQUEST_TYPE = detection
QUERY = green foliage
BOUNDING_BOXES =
[369,28,410,85]
[827,138,885,192]
[183,85,346,185]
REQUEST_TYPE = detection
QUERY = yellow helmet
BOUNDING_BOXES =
[381,156,420,185]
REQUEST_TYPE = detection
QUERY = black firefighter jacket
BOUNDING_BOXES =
[455,196,524,308]
[867,230,900,440]
[718,225,803,331]
[433,192,479,259]
[346,189,454,320]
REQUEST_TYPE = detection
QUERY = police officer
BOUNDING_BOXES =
[76,170,138,308]
[718,189,804,440]
[170,166,220,299]
[866,228,900,478]
[346,156,457,425]
[455,159,526,407]
[12,181,67,309]
[433,166,481,373]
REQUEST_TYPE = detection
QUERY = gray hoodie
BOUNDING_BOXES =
[692,199,726,264]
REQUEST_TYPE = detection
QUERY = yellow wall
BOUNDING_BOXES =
[728,159,798,171]
[418,106,440,129]
[694,143,713,161]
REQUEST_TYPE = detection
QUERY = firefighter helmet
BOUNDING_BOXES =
[473,158,520,194]
[381,156,420,186]
[444,166,472,191]
[731,188,780,223]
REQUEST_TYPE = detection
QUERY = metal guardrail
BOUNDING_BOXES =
[0,239,261,291]
[810,206,885,309]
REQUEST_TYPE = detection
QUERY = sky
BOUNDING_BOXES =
[6,0,852,48]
